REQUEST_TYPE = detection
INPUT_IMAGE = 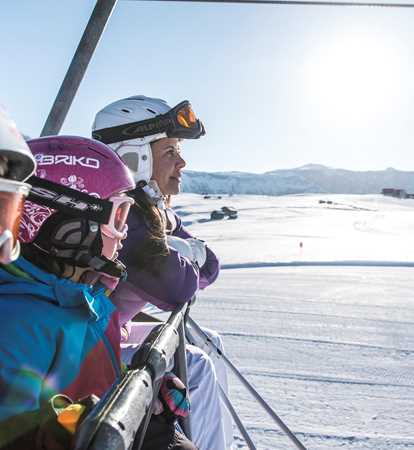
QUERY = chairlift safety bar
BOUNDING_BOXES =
[74,303,189,450]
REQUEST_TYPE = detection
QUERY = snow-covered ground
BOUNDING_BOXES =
[175,193,414,449]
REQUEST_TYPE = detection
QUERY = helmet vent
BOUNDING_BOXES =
[121,152,139,172]
[146,108,157,115]
[121,108,131,113]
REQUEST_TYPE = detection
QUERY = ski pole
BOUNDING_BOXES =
[218,385,257,450]
[186,317,307,450]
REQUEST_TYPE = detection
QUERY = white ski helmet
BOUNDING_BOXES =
[0,108,35,263]
[0,107,35,181]
[92,95,205,185]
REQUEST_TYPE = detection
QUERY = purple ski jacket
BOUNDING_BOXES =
[111,206,219,323]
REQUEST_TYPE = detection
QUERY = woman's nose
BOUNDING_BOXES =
[176,154,186,169]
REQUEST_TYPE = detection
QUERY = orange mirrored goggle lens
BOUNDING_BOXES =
[0,180,30,239]
[176,105,198,128]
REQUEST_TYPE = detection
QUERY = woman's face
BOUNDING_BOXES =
[151,138,186,195]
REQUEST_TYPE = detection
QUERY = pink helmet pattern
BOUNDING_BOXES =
[19,135,135,244]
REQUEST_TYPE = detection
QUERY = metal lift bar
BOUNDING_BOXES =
[218,385,257,450]
[186,316,308,450]
[40,0,118,137]
[184,321,255,448]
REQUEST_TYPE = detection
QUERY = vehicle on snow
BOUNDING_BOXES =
[210,209,225,220]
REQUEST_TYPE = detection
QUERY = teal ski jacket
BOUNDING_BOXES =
[0,257,121,426]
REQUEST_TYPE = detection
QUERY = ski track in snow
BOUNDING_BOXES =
[176,194,414,449]
[243,368,414,389]
[235,427,414,449]
[221,260,414,269]
[220,330,414,354]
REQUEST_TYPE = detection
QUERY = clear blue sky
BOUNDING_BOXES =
[2,0,414,173]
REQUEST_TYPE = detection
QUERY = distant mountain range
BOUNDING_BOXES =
[181,164,414,196]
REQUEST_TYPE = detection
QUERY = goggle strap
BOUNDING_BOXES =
[27,176,113,224]
[92,116,171,145]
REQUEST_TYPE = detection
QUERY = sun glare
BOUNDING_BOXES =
[305,31,402,126]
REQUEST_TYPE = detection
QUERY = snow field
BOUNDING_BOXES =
[178,193,414,264]
[176,193,414,449]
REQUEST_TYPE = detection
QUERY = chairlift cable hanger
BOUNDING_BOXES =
[136,0,414,9]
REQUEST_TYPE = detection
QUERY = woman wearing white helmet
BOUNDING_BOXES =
[93,96,232,450]
[0,108,36,264]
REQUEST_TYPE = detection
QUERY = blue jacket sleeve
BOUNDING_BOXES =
[0,298,55,423]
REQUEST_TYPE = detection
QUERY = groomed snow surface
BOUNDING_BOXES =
[176,193,414,450]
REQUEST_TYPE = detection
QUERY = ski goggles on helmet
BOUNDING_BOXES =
[101,194,134,240]
[93,101,205,145]
[27,176,133,234]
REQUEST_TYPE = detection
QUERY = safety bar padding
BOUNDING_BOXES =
[74,304,187,450]
[74,369,153,450]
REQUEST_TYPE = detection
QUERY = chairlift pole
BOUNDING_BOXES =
[40,0,118,137]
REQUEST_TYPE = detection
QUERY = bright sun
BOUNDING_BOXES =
[304,31,402,126]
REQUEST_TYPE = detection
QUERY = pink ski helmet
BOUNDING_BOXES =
[19,136,135,275]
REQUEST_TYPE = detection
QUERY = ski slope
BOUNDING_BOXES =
[176,193,414,450]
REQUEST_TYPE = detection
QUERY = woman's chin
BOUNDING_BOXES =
[165,180,181,195]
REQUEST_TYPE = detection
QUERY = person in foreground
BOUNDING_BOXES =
[93,95,233,450]
[0,134,198,450]
[0,107,36,264]
[0,135,136,448]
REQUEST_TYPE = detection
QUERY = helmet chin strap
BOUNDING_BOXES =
[76,253,127,280]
